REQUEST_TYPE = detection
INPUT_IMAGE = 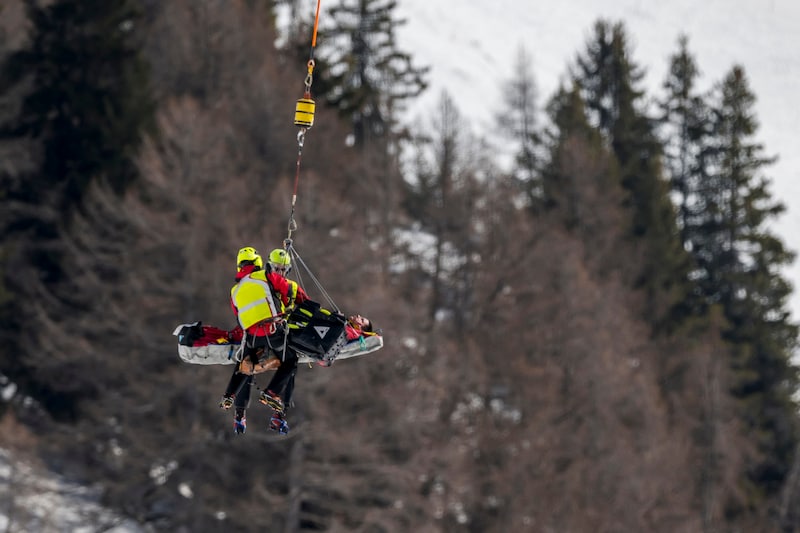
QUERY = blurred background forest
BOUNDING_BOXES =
[1,0,800,532]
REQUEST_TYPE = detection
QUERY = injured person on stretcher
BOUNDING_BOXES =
[173,301,383,371]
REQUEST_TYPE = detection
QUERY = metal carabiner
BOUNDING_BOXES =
[305,59,316,92]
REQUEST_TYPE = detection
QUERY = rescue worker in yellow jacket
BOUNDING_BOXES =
[220,246,307,435]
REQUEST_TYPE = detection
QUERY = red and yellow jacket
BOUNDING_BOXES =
[229,264,308,336]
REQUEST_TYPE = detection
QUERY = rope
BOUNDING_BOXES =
[285,242,339,313]
[286,0,323,244]
[279,2,343,316]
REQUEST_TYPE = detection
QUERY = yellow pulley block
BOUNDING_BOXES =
[294,98,316,128]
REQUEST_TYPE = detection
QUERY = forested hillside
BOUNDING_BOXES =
[1,1,799,532]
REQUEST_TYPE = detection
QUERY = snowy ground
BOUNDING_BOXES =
[0,448,143,533]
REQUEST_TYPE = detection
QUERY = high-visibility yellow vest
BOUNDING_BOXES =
[231,271,282,330]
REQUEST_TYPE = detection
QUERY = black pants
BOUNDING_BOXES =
[266,348,298,407]
[222,329,297,410]
[224,369,252,410]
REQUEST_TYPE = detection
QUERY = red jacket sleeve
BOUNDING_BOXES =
[295,285,308,304]
[266,272,307,307]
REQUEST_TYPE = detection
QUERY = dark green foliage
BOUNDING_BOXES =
[567,20,693,330]
[542,82,610,218]
[1,0,154,210]
[318,0,427,146]
[656,35,713,320]
[702,65,799,500]
[657,35,709,244]
[573,21,671,236]
[657,36,800,511]
[0,0,155,419]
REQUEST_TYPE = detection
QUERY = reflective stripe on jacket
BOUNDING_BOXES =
[230,270,282,330]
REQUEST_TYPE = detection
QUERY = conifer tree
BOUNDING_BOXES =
[541,82,638,282]
[0,0,154,416]
[570,19,692,329]
[572,20,659,231]
[1,0,154,213]
[541,83,608,224]
[319,0,427,146]
[700,65,799,500]
[657,35,710,244]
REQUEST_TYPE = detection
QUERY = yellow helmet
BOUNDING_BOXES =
[236,246,263,271]
[268,248,291,273]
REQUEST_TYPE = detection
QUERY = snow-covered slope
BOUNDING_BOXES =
[0,448,142,532]
[393,0,800,321]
